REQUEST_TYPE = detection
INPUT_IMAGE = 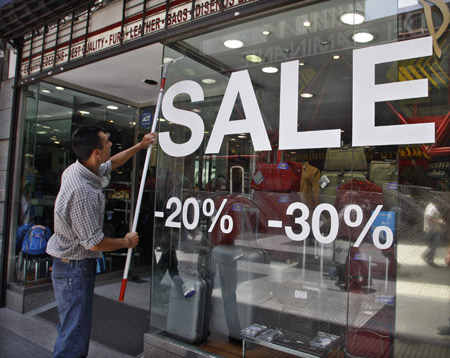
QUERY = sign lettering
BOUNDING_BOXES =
[159,37,437,157]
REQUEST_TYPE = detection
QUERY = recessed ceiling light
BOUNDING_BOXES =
[107,105,119,110]
[182,68,197,76]
[300,93,314,98]
[55,86,65,90]
[261,66,278,73]
[223,39,245,49]
[41,89,51,93]
[302,20,312,27]
[202,78,216,84]
[333,55,341,59]
[340,11,365,25]
[79,110,90,115]
[352,31,374,43]
[245,54,264,63]
[262,30,271,36]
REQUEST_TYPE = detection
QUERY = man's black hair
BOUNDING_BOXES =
[71,125,104,162]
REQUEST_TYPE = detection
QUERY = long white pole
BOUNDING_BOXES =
[119,56,183,301]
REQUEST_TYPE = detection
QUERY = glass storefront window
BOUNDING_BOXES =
[9,82,150,286]
[149,1,450,357]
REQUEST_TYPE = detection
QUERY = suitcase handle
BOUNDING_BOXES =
[230,166,245,194]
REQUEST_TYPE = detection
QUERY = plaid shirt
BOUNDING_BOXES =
[46,160,112,260]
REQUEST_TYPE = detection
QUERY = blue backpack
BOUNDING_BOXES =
[17,224,51,255]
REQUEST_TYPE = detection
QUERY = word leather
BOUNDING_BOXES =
[160,37,435,157]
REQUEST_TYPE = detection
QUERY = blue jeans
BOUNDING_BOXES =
[51,258,97,358]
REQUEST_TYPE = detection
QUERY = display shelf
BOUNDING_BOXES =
[241,330,342,358]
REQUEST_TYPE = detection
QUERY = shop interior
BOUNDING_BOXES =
[10,1,450,357]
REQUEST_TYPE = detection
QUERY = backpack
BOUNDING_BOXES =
[19,224,51,255]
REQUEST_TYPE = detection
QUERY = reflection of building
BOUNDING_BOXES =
[1,0,450,357]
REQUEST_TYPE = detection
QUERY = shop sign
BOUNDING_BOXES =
[20,0,261,78]
[428,162,450,178]
[157,196,394,249]
[159,36,435,156]
[140,110,153,129]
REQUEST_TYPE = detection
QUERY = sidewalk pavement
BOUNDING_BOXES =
[0,273,151,358]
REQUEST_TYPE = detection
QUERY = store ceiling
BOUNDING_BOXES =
[51,43,165,107]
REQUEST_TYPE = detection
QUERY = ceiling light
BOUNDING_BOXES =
[262,30,271,36]
[282,48,290,53]
[182,68,197,76]
[245,54,264,63]
[192,109,201,113]
[300,93,314,98]
[37,131,47,134]
[79,110,90,115]
[163,57,174,63]
[55,86,65,90]
[299,62,306,66]
[320,40,330,46]
[202,78,216,84]
[340,11,365,25]
[261,66,278,73]
[223,39,245,49]
[107,105,118,110]
[41,89,51,93]
[333,55,341,59]
[352,31,374,43]
[54,141,60,144]
[302,20,312,27]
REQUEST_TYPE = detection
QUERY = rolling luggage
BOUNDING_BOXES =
[369,160,398,188]
[211,245,270,340]
[251,161,302,192]
[346,294,395,358]
[320,147,368,202]
[166,270,213,344]
[324,147,367,171]
[319,171,367,200]
[334,179,384,242]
